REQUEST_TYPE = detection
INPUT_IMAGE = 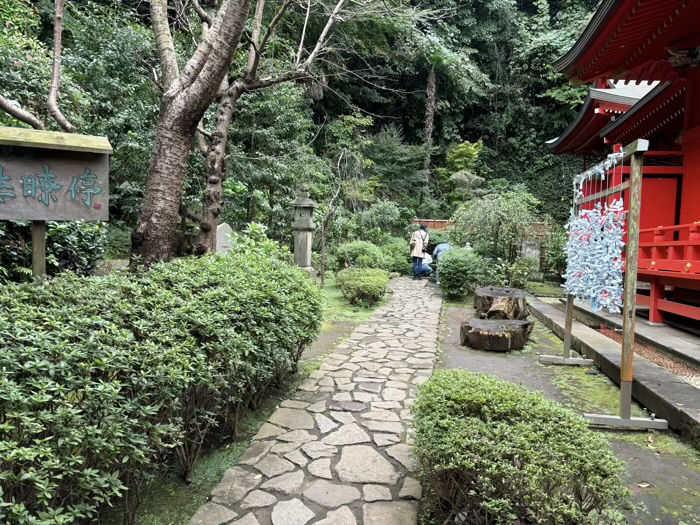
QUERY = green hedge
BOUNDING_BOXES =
[413,370,629,525]
[336,268,389,306]
[379,238,411,274]
[332,240,386,271]
[0,232,322,525]
[437,248,485,298]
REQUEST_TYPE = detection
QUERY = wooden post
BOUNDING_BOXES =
[31,219,46,281]
[619,146,644,419]
[563,294,575,359]
[584,138,667,429]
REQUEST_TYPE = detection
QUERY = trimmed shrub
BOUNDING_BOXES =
[333,240,386,270]
[380,238,411,274]
[336,268,389,306]
[437,248,486,298]
[413,370,629,525]
[506,256,538,288]
[0,220,106,282]
[0,233,322,525]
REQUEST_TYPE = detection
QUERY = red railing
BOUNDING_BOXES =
[637,222,700,322]
[639,223,700,275]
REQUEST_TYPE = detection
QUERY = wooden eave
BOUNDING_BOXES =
[601,80,686,144]
[554,0,700,84]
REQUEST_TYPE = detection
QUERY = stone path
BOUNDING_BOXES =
[189,278,441,525]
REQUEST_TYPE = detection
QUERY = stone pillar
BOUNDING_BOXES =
[291,189,318,279]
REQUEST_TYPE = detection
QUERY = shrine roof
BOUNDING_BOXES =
[0,127,113,154]
[554,0,700,84]
[600,79,686,146]
[547,82,655,155]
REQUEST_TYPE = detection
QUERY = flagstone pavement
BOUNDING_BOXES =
[188,278,441,525]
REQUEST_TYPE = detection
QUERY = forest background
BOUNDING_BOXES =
[0,0,597,274]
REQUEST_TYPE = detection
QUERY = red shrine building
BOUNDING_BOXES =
[549,0,700,325]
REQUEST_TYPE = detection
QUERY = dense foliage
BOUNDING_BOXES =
[1,0,594,262]
[0,221,106,281]
[336,268,389,306]
[333,240,386,271]
[413,370,629,525]
[0,232,322,524]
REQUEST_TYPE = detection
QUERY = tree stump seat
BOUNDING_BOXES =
[460,319,534,352]
[474,286,529,320]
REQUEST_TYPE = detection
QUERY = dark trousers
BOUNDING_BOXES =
[412,256,423,279]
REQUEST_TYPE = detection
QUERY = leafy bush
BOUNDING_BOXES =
[0,220,106,282]
[545,227,567,276]
[0,232,321,525]
[505,257,538,288]
[104,224,133,259]
[336,268,389,306]
[413,370,629,525]
[333,240,386,271]
[380,238,411,274]
[449,181,540,261]
[354,201,413,245]
[437,248,487,299]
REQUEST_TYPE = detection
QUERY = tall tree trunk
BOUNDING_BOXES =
[195,87,243,254]
[131,0,253,266]
[422,67,437,181]
[132,105,196,263]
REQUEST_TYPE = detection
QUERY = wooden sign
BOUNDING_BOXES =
[0,127,113,279]
[0,151,109,221]
[0,127,112,221]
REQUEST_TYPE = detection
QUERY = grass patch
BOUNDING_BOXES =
[321,278,386,329]
[526,280,565,296]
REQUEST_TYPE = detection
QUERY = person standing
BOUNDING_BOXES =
[410,224,429,280]
[432,242,452,284]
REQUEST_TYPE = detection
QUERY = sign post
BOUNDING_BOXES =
[0,127,112,279]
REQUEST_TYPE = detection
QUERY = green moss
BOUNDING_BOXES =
[610,431,700,474]
[526,280,565,296]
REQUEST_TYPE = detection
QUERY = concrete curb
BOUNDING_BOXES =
[528,295,700,449]
[567,299,700,369]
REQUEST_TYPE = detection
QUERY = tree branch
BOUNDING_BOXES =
[151,0,180,91]
[180,0,252,102]
[245,0,266,78]
[0,94,45,130]
[295,0,312,66]
[302,0,350,68]
[243,69,310,92]
[247,0,293,82]
[47,0,76,133]
[191,0,213,26]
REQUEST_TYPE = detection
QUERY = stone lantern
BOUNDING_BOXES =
[291,188,318,278]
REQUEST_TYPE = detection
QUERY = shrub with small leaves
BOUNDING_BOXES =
[437,248,487,299]
[336,268,389,306]
[0,220,106,282]
[333,240,386,270]
[413,370,629,525]
[380,238,411,274]
[0,231,321,525]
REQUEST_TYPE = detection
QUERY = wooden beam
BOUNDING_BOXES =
[0,126,113,154]
[578,181,630,205]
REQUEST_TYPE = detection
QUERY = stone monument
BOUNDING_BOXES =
[291,188,318,279]
[216,223,233,253]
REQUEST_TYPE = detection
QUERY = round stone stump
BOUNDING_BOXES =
[460,319,534,352]
[474,286,529,320]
